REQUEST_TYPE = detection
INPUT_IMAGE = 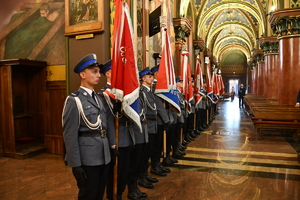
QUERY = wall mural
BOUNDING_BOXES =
[1,0,65,65]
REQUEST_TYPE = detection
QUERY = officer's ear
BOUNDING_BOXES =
[79,71,86,79]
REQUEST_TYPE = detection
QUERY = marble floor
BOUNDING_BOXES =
[1,98,300,200]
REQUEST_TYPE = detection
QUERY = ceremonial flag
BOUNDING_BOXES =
[194,55,204,107]
[218,70,225,96]
[205,57,214,102]
[154,28,180,114]
[181,51,194,113]
[110,0,141,129]
[212,68,220,103]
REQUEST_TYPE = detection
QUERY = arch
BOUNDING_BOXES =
[207,23,256,50]
[218,46,251,62]
[196,1,266,38]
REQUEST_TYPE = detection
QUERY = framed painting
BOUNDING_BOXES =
[65,0,104,36]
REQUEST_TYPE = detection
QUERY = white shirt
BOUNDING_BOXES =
[80,86,98,105]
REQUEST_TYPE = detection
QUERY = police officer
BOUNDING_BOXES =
[98,60,135,200]
[127,91,148,200]
[172,76,186,158]
[62,54,116,200]
[138,67,159,189]
[196,82,208,131]
[150,65,171,176]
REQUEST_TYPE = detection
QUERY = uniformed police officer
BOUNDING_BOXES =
[127,90,148,200]
[98,60,135,200]
[138,67,159,189]
[150,65,171,175]
[62,54,116,200]
[172,76,187,158]
[196,82,208,131]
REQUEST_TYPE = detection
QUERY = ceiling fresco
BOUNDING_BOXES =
[181,0,269,66]
[211,9,252,30]
[216,27,249,41]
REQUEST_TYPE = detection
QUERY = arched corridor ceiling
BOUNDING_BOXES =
[181,0,268,66]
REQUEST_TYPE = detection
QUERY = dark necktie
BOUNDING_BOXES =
[92,92,98,105]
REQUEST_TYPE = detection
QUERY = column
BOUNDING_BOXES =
[259,37,279,100]
[269,8,300,104]
[253,50,264,97]
[252,66,258,94]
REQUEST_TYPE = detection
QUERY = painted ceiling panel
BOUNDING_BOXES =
[211,9,252,30]
[220,38,248,49]
[205,13,216,26]
[216,26,249,41]
[204,0,222,12]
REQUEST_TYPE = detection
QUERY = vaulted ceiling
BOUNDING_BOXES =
[180,0,271,66]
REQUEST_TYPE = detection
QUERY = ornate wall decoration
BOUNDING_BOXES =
[136,0,143,70]
[291,0,300,8]
[174,24,191,43]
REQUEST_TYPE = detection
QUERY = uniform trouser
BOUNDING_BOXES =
[187,112,196,132]
[196,109,206,129]
[183,116,190,140]
[151,125,164,167]
[128,143,146,185]
[106,146,131,198]
[77,164,109,200]
[140,134,156,174]
[212,103,216,114]
[182,117,187,134]
[166,124,174,155]
[172,123,183,153]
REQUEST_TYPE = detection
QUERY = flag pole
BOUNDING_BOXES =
[160,0,167,159]
[180,128,183,143]
[113,112,119,200]
[163,102,167,158]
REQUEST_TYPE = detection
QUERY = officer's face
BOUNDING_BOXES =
[153,71,158,80]
[80,66,101,87]
[142,74,154,86]
[105,69,111,79]
[176,81,183,89]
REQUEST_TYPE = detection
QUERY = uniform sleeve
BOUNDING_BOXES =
[62,96,81,167]
[100,96,116,147]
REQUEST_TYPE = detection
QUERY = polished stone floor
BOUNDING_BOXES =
[1,98,300,200]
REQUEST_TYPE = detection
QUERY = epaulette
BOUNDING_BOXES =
[70,91,80,97]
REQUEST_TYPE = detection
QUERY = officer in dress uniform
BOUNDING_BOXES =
[184,77,198,143]
[62,54,116,200]
[196,82,208,131]
[172,76,187,158]
[127,90,149,200]
[150,65,178,166]
[98,60,135,200]
[150,65,171,176]
[138,67,159,189]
